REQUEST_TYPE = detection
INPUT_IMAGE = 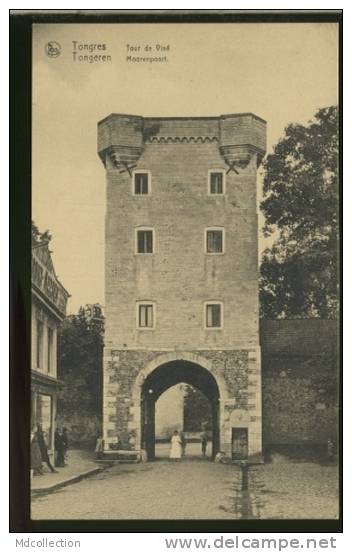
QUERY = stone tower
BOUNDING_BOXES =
[98,113,266,460]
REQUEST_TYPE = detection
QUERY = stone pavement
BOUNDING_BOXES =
[31,446,339,520]
[31,449,104,494]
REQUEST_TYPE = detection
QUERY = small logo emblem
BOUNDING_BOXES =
[45,41,61,58]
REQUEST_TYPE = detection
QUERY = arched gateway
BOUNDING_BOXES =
[98,113,266,462]
[133,353,226,460]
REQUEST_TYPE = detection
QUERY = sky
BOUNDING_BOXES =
[32,22,338,313]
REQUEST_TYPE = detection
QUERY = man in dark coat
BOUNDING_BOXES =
[37,423,58,473]
[200,430,208,457]
[54,427,65,467]
[180,431,187,457]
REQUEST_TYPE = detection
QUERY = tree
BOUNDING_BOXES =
[260,106,338,319]
[183,385,212,432]
[57,306,104,443]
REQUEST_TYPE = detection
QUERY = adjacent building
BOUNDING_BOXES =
[98,113,266,460]
[31,241,69,450]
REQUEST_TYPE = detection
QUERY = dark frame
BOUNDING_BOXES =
[10,9,343,533]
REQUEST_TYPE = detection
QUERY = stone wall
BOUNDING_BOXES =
[261,320,339,446]
[103,349,255,448]
[56,412,101,449]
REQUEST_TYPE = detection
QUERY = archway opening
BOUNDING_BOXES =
[141,360,220,461]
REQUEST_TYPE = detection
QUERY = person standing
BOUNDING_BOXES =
[180,431,187,457]
[200,430,208,457]
[31,426,43,476]
[62,427,69,464]
[36,423,58,473]
[169,430,182,462]
[95,432,104,459]
[54,427,65,467]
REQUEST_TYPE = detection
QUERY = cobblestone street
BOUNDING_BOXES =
[31,446,339,520]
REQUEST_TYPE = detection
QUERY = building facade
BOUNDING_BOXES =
[31,242,69,450]
[98,113,266,460]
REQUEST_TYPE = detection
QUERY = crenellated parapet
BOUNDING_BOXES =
[97,112,266,171]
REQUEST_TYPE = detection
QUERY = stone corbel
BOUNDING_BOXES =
[108,151,137,176]
[232,152,252,169]
[105,145,143,175]
[220,145,253,172]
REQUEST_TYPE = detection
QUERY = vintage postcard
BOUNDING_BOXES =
[11,11,342,531]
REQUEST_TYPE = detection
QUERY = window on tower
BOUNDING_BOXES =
[205,302,223,329]
[208,170,225,195]
[133,171,151,195]
[205,227,224,254]
[137,302,155,329]
[136,228,154,254]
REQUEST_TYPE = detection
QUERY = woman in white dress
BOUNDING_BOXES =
[169,430,182,461]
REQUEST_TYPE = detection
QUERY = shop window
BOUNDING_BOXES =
[36,394,52,449]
